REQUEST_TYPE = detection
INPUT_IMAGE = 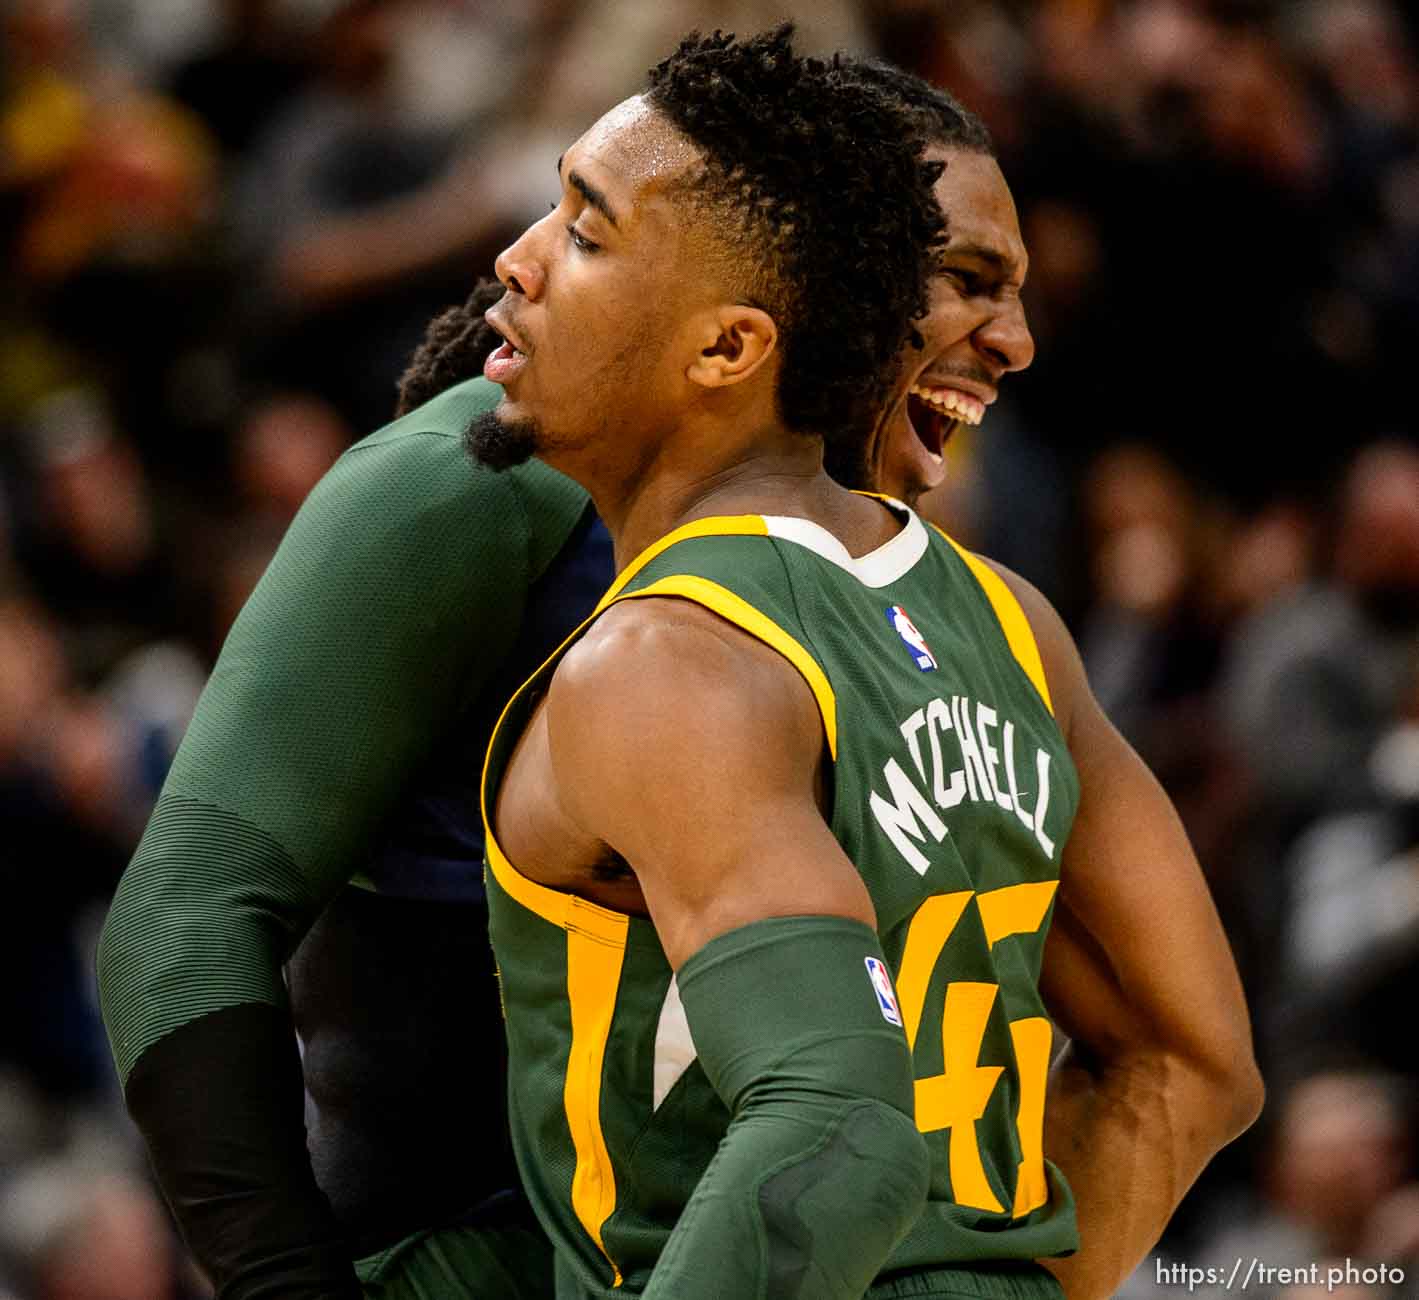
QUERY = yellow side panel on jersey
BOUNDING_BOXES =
[565,922,629,1286]
[1009,1016,1053,1218]
[928,526,1054,716]
[609,573,838,761]
[485,837,630,1282]
[977,881,1058,949]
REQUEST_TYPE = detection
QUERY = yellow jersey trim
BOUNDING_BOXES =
[484,842,629,1286]
[564,923,628,1286]
[929,525,1054,716]
[609,573,838,761]
[596,515,769,612]
[484,836,629,939]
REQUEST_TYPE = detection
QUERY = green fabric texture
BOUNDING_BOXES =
[355,1221,554,1300]
[865,1261,1064,1300]
[675,916,917,1114]
[644,916,929,1300]
[98,377,590,1083]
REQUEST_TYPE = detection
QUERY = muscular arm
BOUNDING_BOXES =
[96,382,587,1297]
[993,564,1264,1299]
[542,599,929,1299]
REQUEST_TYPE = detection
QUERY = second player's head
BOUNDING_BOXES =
[835,62,1035,503]
[470,27,948,488]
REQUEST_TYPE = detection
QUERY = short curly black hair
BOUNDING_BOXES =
[836,58,993,158]
[643,26,947,461]
[396,36,981,435]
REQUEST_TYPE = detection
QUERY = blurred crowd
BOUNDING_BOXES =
[4,0,1419,1294]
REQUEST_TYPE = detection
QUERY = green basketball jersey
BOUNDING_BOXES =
[482,499,1081,1298]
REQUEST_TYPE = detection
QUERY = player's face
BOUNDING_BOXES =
[868,150,1034,505]
[477,98,709,472]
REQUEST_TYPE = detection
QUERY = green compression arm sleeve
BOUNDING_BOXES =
[645,916,930,1300]
[95,378,588,1297]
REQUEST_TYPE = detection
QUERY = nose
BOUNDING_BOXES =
[494,224,546,301]
[976,296,1035,376]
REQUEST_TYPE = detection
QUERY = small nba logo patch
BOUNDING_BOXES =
[864,957,903,1027]
[886,604,938,672]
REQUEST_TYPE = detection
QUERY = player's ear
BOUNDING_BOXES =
[686,305,777,389]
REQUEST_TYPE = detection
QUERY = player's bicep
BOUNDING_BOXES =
[1043,706,1248,1070]
[546,597,873,968]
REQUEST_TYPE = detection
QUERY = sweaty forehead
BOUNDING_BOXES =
[567,96,702,199]
[933,150,1028,279]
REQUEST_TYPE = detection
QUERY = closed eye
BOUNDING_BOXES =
[568,225,600,254]
[547,200,601,252]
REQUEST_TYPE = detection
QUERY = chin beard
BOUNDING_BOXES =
[463,409,540,471]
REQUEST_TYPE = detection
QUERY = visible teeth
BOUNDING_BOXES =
[910,383,984,426]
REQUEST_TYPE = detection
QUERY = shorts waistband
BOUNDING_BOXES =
[868,1260,1065,1300]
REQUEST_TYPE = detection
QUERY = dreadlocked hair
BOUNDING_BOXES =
[837,58,994,157]
[395,276,505,417]
[645,26,949,463]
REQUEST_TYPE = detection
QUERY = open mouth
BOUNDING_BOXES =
[906,392,956,460]
[905,384,983,459]
[483,337,528,386]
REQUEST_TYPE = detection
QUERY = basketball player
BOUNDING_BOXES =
[476,26,1260,1300]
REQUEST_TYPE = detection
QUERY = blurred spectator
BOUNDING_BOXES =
[1078,444,1228,758]
[0,595,124,1103]
[1193,1069,1419,1284]
[0,1157,189,1299]
[254,0,869,429]
[1223,443,1419,842]
[166,0,310,158]
[231,390,349,525]
[9,389,183,683]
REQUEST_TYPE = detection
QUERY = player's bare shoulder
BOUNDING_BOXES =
[546,595,828,810]
[495,595,829,916]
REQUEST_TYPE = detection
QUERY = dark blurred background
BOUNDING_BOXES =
[4,0,1419,1294]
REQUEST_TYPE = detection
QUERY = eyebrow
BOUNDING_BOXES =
[555,155,620,230]
[947,242,1023,281]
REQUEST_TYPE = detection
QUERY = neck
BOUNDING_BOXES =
[604,459,837,570]
[559,448,899,573]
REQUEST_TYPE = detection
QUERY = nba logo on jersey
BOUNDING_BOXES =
[886,604,938,672]
[864,957,903,1027]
